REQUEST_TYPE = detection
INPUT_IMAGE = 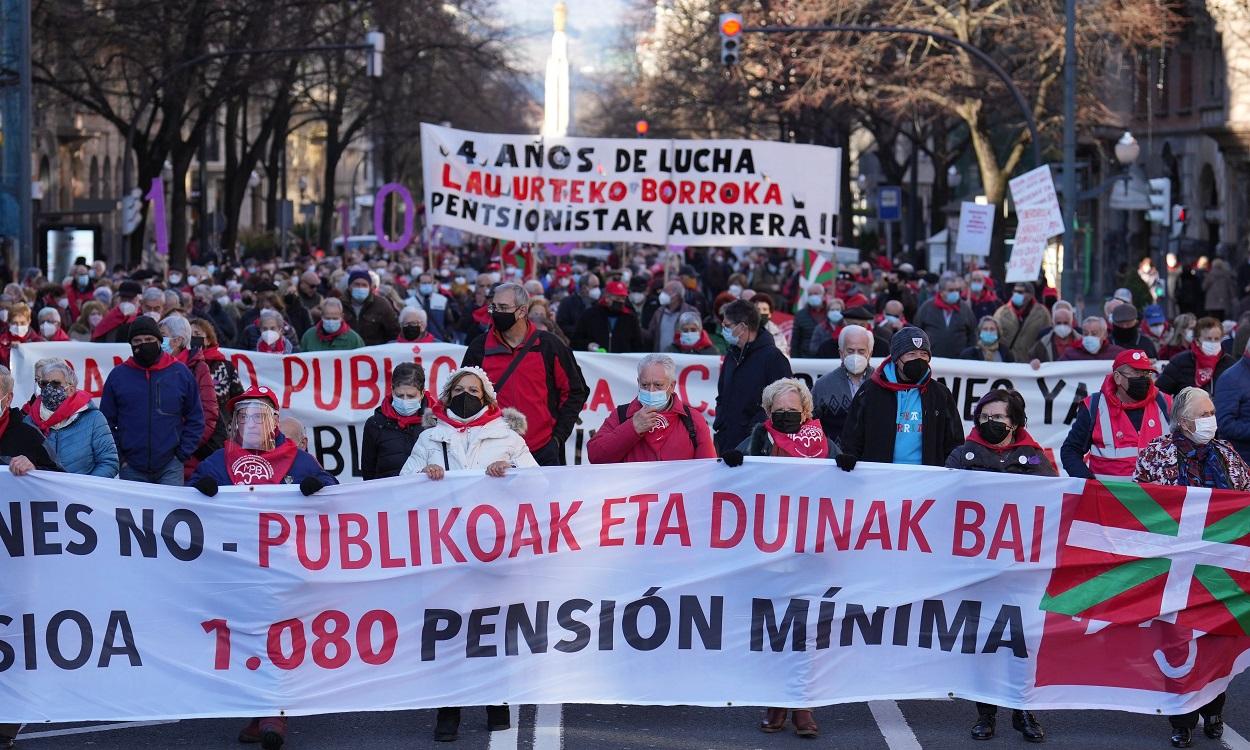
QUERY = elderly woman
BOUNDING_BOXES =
[36,306,69,342]
[1157,316,1236,395]
[361,362,428,480]
[24,357,117,477]
[400,365,534,742]
[961,315,1014,362]
[255,308,296,353]
[0,303,41,368]
[665,310,718,355]
[395,305,436,343]
[527,297,569,344]
[1135,386,1250,748]
[190,316,243,408]
[722,376,828,740]
[301,297,365,352]
[68,300,107,342]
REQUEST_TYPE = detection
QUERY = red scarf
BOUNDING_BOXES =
[200,345,227,363]
[764,418,829,458]
[1011,298,1033,320]
[472,304,492,328]
[381,397,426,428]
[43,328,69,342]
[0,406,10,437]
[1191,342,1221,388]
[223,438,299,485]
[869,357,929,393]
[257,335,285,353]
[673,328,713,352]
[28,390,94,435]
[316,319,352,343]
[91,307,134,340]
[933,293,962,313]
[429,400,502,431]
[636,400,684,448]
[966,425,1044,452]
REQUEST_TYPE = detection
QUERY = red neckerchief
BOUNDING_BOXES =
[200,346,227,363]
[1100,372,1158,410]
[933,294,962,313]
[764,417,828,458]
[970,288,998,305]
[869,357,929,393]
[966,426,1044,453]
[1011,297,1033,320]
[381,397,426,428]
[3,330,38,346]
[428,400,502,432]
[257,335,285,353]
[29,390,93,435]
[673,328,713,352]
[91,307,134,339]
[1191,342,1221,388]
[316,319,352,343]
[223,437,299,485]
[472,304,491,328]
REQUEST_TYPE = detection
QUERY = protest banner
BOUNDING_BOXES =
[1005,165,1064,283]
[420,123,841,251]
[11,342,1118,482]
[955,202,995,257]
[3,460,1248,723]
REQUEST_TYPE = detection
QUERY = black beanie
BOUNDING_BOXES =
[127,315,161,342]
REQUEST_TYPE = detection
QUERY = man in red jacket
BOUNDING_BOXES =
[587,353,715,463]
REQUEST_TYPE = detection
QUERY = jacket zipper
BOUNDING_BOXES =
[146,368,153,473]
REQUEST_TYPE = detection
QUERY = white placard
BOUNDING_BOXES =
[955,202,995,256]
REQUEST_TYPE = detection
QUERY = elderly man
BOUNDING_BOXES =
[646,279,697,352]
[301,298,365,352]
[571,279,645,353]
[344,269,399,345]
[873,299,907,355]
[295,270,323,314]
[791,283,830,358]
[396,305,436,343]
[811,325,875,452]
[1061,348,1172,479]
[994,281,1052,363]
[913,272,977,358]
[713,299,793,453]
[36,305,69,341]
[0,364,58,476]
[159,314,221,469]
[587,353,715,463]
[1060,316,1123,361]
[557,271,600,332]
[139,286,166,321]
[279,416,309,451]
[1028,300,1080,367]
[91,279,142,343]
[411,270,451,340]
[1109,303,1158,358]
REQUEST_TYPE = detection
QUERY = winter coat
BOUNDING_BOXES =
[712,330,793,454]
[944,431,1056,477]
[361,405,427,480]
[838,362,964,467]
[179,347,221,458]
[1157,349,1236,395]
[0,407,59,470]
[1059,341,1123,361]
[188,433,336,487]
[959,344,1015,363]
[912,299,977,358]
[299,325,366,352]
[994,299,1052,363]
[1134,433,1250,490]
[811,365,874,454]
[344,293,400,346]
[99,354,205,474]
[790,306,825,359]
[1214,356,1250,464]
[1204,260,1239,314]
[1028,329,1081,363]
[571,304,646,353]
[399,408,537,474]
[34,403,118,477]
[586,396,715,464]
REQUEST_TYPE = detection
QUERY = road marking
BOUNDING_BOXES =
[534,703,563,750]
[1223,724,1250,750]
[868,700,922,750]
[487,710,520,750]
[18,720,179,739]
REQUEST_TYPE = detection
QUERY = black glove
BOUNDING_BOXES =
[721,449,744,468]
[192,477,219,497]
[835,453,858,472]
[299,476,326,496]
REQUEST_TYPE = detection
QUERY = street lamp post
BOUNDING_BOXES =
[946,165,962,271]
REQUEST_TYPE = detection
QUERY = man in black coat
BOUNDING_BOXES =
[836,326,964,469]
[712,299,793,454]
[570,280,646,353]
[0,364,59,475]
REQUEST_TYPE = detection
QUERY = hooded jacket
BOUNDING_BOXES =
[838,358,964,466]
[100,353,205,474]
[712,329,793,454]
[398,406,537,474]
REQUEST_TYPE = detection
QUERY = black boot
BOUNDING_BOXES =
[485,705,510,731]
[434,707,460,742]
[1204,715,1224,739]
[971,715,995,740]
[1012,710,1044,743]
[1170,727,1192,748]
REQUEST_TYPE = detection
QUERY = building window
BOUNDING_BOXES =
[1178,52,1193,112]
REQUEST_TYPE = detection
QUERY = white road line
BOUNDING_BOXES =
[17,720,180,740]
[533,703,564,750]
[1223,723,1250,750]
[487,710,520,750]
[868,700,923,750]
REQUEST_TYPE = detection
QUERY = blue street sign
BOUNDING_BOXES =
[877,186,902,222]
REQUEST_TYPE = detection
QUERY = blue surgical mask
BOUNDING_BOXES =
[637,388,669,409]
[1082,335,1101,354]
[418,283,434,296]
[722,325,740,346]
[884,314,901,327]
[943,291,960,304]
[160,336,172,354]
[679,331,701,346]
[76,274,89,287]
[1011,292,1026,307]
[392,396,423,416]
[980,331,999,345]
[970,282,984,293]
[322,318,342,333]
[351,287,369,302]
[827,309,843,324]
[807,294,823,307]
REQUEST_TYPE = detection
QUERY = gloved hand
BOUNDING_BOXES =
[835,453,858,472]
[299,476,326,496]
[721,449,744,468]
[192,477,219,497]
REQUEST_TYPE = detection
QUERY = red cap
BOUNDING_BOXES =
[555,263,572,277]
[227,385,279,414]
[1113,349,1152,371]
[604,280,629,297]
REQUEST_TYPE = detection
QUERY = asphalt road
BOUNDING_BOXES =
[12,675,1250,750]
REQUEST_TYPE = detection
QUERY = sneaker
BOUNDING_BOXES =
[258,716,287,750]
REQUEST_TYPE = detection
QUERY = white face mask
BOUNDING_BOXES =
[169,274,182,285]
[39,321,58,338]
[1190,415,1218,444]
[119,301,137,316]
[658,292,672,306]
[88,313,103,328]
[843,353,868,375]
[0,309,8,323]
[588,287,602,301]
[1149,324,1166,337]
[145,311,162,321]
[1053,323,1073,338]
[1201,341,1223,357]
[216,296,231,307]
[728,284,743,297]
[629,292,645,305]
[187,275,199,286]
[56,298,69,309]
[9,323,28,338]
[807,294,823,307]
[260,329,281,345]
[1183,329,1195,343]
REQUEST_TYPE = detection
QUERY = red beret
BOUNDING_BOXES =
[604,280,629,297]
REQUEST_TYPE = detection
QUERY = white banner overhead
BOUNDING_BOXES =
[3,461,1250,723]
[420,123,842,250]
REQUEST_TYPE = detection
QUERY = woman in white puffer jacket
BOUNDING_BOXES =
[400,365,537,479]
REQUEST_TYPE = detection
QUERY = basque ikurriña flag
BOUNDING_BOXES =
[1041,479,1250,636]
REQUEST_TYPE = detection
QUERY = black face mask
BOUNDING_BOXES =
[491,310,519,332]
[759,314,771,327]
[190,335,205,352]
[900,358,930,383]
[1123,375,1152,401]
[976,420,1011,445]
[607,301,625,316]
[1111,326,1137,345]
[449,392,484,419]
[771,410,802,434]
[402,324,423,341]
[132,341,161,368]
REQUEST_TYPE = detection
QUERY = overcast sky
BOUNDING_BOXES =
[498,0,632,75]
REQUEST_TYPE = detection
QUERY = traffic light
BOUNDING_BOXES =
[121,188,143,236]
[719,13,743,66]
[1147,177,1171,225]
[1171,204,1187,239]
[366,31,385,78]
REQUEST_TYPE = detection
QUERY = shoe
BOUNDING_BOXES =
[486,705,511,731]
[1012,710,1044,743]
[971,716,995,740]
[258,717,286,750]
[434,708,460,742]
[1171,727,1193,748]
[759,707,787,733]
[792,709,818,739]
[1204,715,1224,739]
[238,718,261,744]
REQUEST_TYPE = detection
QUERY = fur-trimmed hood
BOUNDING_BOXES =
[422,406,527,436]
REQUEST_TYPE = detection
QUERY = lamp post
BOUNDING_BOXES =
[946,165,962,271]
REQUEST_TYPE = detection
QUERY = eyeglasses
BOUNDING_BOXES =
[489,304,518,314]
[978,414,1012,425]
[36,380,66,389]
[236,414,268,425]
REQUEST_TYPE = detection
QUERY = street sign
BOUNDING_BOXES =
[877,186,902,221]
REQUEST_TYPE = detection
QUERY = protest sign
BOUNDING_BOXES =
[955,202,995,257]
[1005,166,1065,283]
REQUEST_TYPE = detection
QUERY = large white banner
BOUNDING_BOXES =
[3,460,1249,723]
[421,123,841,250]
[11,342,1115,482]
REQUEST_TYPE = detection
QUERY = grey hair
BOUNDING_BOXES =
[164,290,181,309]
[760,377,814,418]
[1082,315,1107,333]
[400,305,427,325]
[36,306,60,323]
[35,357,76,386]
[1173,386,1212,424]
[939,271,963,288]
[677,311,702,328]
[0,365,11,398]
[321,297,344,314]
[838,324,872,352]
[259,309,284,327]
[637,353,677,383]
[1052,300,1074,314]
[160,313,192,342]
[493,281,529,308]
[141,287,164,305]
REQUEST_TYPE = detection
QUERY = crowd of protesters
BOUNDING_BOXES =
[2,241,1250,748]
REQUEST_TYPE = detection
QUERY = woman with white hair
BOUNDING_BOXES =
[1135,386,1250,747]
[394,304,436,343]
[24,357,117,476]
[36,306,69,341]
[665,311,718,355]
[254,308,295,353]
